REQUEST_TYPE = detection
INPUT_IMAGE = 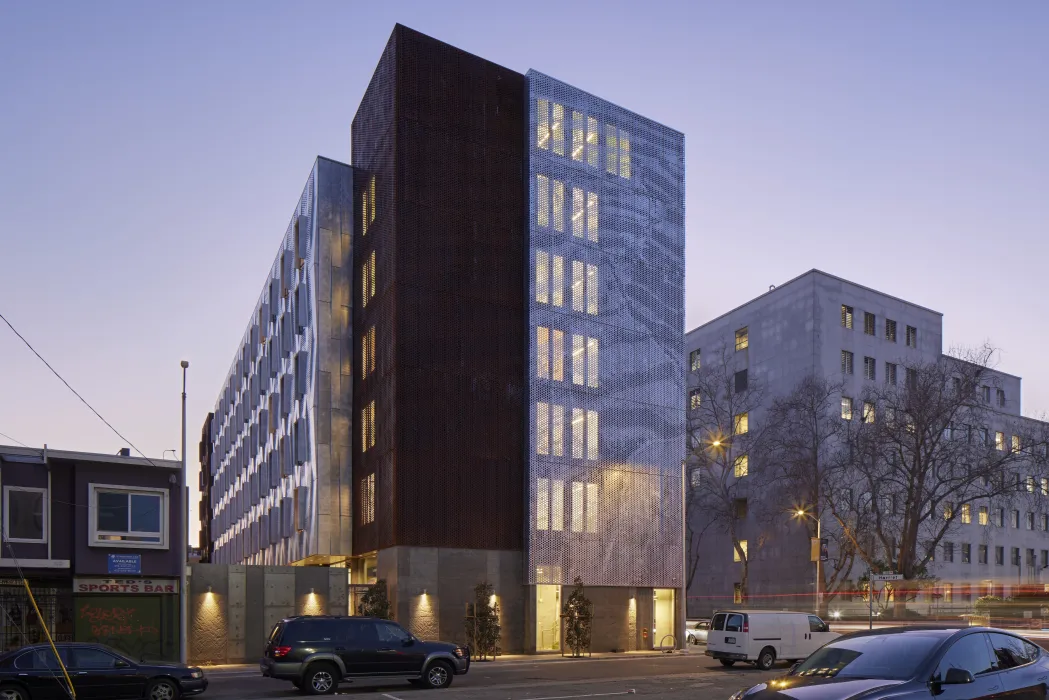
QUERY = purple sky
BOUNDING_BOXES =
[1,1,1046,539]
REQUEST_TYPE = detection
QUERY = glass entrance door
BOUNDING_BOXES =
[652,589,675,648]
[535,585,561,651]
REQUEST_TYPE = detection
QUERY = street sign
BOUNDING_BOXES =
[871,573,903,582]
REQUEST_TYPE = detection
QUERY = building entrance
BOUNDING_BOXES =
[535,584,560,651]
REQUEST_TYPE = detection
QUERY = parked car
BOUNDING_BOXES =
[260,615,470,694]
[0,642,207,700]
[706,610,837,670]
[727,626,1049,700]
[686,619,710,645]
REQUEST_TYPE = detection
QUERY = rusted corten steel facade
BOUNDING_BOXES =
[350,25,528,556]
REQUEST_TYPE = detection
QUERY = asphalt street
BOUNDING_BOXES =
[200,653,779,700]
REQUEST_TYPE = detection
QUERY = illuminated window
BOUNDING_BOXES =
[551,103,565,156]
[734,455,748,478]
[549,329,565,381]
[1013,435,1021,453]
[944,502,954,521]
[537,174,550,227]
[586,264,598,315]
[734,540,748,562]
[572,111,584,161]
[537,98,550,150]
[361,189,368,236]
[361,474,375,525]
[586,482,598,533]
[863,401,876,424]
[689,389,701,410]
[536,477,549,531]
[571,481,584,532]
[361,326,375,380]
[733,583,742,604]
[536,250,550,304]
[553,179,565,232]
[537,402,550,455]
[572,187,584,237]
[996,431,1005,451]
[689,349,701,372]
[1041,478,1048,496]
[552,404,564,456]
[886,319,897,342]
[960,503,971,524]
[551,480,564,531]
[572,334,585,385]
[734,412,749,435]
[619,131,631,178]
[361,400,376,452]
[606,124,618,174]
[841,350,854,375]
[572,408,585,459]
[841,397,853,421]
[362,251,376,307]
[841,305,853,329]
[572,261,585,312]
[537,326,550,379]
[587,192,598,242]
[586,337,599,388]
[552,255,565,307]
[735,327,748,351]
[586,117,598,167]
[1028,476,1035,493]
[587,410,598,460]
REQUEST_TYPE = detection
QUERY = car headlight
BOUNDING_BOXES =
[453,646,465,658]
[728,691,746,700]
[189,670,203,679]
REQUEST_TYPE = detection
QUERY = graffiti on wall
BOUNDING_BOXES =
[75,598,164,660]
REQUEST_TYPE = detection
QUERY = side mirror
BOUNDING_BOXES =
[115,660,131,669]
[402,637,415,647]
[943,668,974,685]
[789,662,801,675]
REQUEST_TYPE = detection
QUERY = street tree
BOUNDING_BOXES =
[464,582,501,661]
[562,578,593,657]
[357,578,392,619]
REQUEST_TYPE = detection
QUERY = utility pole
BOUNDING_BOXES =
[868,564,873,631]
[180,360,189,665]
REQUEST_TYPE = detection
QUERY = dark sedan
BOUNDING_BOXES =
[0,643,207,700]
[728,626,1049,700]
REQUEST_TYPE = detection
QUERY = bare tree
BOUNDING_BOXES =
[766,375,860,610]
[686,346,780,601]
[830,345,1049,616]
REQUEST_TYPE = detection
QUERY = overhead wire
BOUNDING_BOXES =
[0,431,29,447]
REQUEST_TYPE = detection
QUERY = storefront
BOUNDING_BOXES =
[72,577,179,661]
[0,577,74,650]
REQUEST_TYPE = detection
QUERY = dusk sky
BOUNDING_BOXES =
[2,1,1046,538]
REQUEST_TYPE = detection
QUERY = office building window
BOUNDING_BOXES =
[551,479,564,531]
[996,431,1005,451]
[552,330,565,382]
[960,503,971,524]
[998,389,1006,407]
[885,318,897,342]
[552,404,565,456]
[1043,514,1049,532]
[1027,476,1035,493]
[906,367,918,390]
[735,327,749,351]
[863,401,876,424]
[735,369,748,394]
[979,506,989,526]
[587,116,599,166]
[361,326,376,380]
[586,482,598,533]
[553,255,564,307]
[863,356,876,381]
[734,540,748,563]
[1012,510,1020,528]
[841,397,853,421]
[995,546,1004,566]
[587,337,599,388]
[982,386,991,403]
[841,305,853,329]
[885,362,897,385]
[1013,435,1021,453]
[944,542,954,562]
[536,251,550,304]
[1027,512,1035,530]
[361,176,376,236]
[906,325,917,348]
[572,409,585,459]
[1012,547,1021,566]
[571,481,584,532]
[537,98,550,149]
[841,350,854,375]
[361,401,376,452]
[689,349,701,372]
[551,102,565,156]
[362,250,376,308]
[537,402,550,455]
[689,389,701,411]
[864,312,875,335]
[536,174,550,227]
[734,455,748,478]
[89,485,166,548]
[572,261,585,312]
[961,543,971,563]
[1043,551,1049,569]
[996,508,1005,527]
[586,264,598,315]
[733,583,742,604]
[537,327,550,379]
[1041,478,1048,496]
[572,187,584,236]
[978,544,988,564]
[587,410,598,460]
[734,412,749,435]
[587,192,598,242]
[604,124,631,178]
[572,111,584,161]
[572,334,585,385]
[360,474,375,525]
[552,179,565,232]
[536,477,549,531]
[4,487,47,543]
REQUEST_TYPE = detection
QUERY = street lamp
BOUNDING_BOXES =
[179,360,189,664]
[792,508,822,615]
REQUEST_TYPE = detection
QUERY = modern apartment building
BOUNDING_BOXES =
[685,269,1049,615]
[203,25,685,653]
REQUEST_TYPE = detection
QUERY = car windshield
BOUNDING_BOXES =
[792,633,943,681]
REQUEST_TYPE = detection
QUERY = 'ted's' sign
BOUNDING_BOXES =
[73,578,178,595]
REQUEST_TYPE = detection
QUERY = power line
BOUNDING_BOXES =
[0,431,29,447]
[0,311,161,470]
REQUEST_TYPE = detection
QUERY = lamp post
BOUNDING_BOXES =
[793,509,821,615]
[179,360,189,665]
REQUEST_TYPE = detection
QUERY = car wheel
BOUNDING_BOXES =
[0,685,27,700]
[756,647,776,671]
[423,660,454,689]
[146,678,180,700]
[719,659,736,667]
[303,662,339,695]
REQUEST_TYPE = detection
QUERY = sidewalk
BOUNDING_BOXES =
[199,649,688,675]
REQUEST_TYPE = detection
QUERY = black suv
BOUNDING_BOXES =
[260,616,470,694]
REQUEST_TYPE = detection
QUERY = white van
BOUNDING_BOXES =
[704,610,838,670]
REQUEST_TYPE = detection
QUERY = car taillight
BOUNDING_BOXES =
[742,621,749,633]
[272,646,292,658]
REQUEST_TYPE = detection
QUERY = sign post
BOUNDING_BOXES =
[869,573,903,629]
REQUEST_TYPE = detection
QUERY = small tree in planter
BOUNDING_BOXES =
[464,582,501,661]
[562,578,592,657]
[357,579,392,619]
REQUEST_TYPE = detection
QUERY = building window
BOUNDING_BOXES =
[537,402,550,455]
[864,312,875,336]
[841,397,853,421]
[551,102,565,156]
[960,503,971,524]
[571,481,584,532]
[978,544,988,564]
[537,99,550,149]
[586,116,599,167]
[906,325,917,348]
[3,486,47,544]
[944,542,954,562]
[604,124,631,178]
[841,350,854,375]
[587,337,599,388]
[572,187,584,237]
[998,389,1006,407]
[552,255,565,307]
[734,369,748,394]
[537,326,550,379]
[360,474,375,525]
[1027,512,1035,530]
[996,431,1005,451]
[572,111,584,161]
[587,192,598,242]
[536,251,550,304]
[89,484,167,549]
[734,455,749,478]
[361,401,376,452]
[982,386,991,403]
[1044,515,1049,532]
[734,412,749,435]
[536,174,549,227]
[995,546,1004,566]
[962,543,971,563]
[1011,509,1020,528]
[572,261,584,312]
[733,583,742,604]
[572,335,585,385]
[735,327,749,351]
[536,477,549,531]
[1043,551,1049,568]
[1013,435,1021,453]
[863,401,876,424]
[863,356,876,381]
[996,508,1005,527]
[362,251,376,308]
[552,179,565,232]
[885,319,897,342]
[551,479,564,531]
[1040,478,1047,496]
[361,176,376,236]
[552,330,565,382]
[689,389,701,411]
[841,305,853,329]
[734,540,748,563]
[979,506,989,526]
[1027,476,1035,493]
[552,405,565,457]
[906,367,918,390]
[1012,547,1021,566]
[689,349,701,372]
[885,362,897,385]
[361,326,376,380]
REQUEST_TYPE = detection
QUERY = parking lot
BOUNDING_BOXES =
[201,652,780,700]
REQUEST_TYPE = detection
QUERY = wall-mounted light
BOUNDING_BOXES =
[309,588,315,595]
[207,586,213,594]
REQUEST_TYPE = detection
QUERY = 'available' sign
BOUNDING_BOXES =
[74,578,178,594]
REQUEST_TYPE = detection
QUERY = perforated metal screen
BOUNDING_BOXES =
[527,72,685,588]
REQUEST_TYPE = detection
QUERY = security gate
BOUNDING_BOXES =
[0,581,74,650]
